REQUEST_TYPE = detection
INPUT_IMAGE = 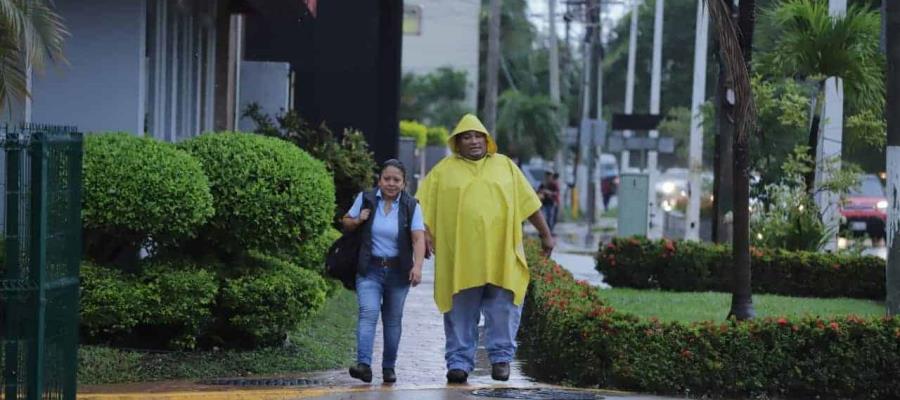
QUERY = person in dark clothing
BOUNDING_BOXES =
[537,171,560,232]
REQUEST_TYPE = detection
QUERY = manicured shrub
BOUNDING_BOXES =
[596,237,885,300]
[399,120,427,148]
[290,228,341,273]
[218,252,328,345]
[80,261,218,349]
[82,133,214,262]
[426,126,449,146]
[141,263,219,349]
[521,240,900,399]
[179,132,335,256]
[80,263,149,336]
[244,106,377,222]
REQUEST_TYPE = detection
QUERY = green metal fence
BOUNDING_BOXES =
[0,125,83,400]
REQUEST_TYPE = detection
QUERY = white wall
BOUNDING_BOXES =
[401,0,480,110]
[31,0,147,134]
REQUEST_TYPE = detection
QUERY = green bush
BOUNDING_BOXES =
[290,228,341,273]
[80,263,150,336]
[244,106,377,222]
[426,126,449,146]
[82,133,214,262]
[141,263,219,349]
[179,132,335,256]
[521,241,900,399]
[399,120,427,148]
[219,252,328,345]
[596,237,885,300]
[80,261,218,349]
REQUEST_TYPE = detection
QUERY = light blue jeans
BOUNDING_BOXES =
[443,284,523,372]
[355,264,411,369]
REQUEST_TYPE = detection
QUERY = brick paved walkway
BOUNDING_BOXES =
[307,258,538,389]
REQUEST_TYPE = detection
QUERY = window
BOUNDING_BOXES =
[403,5,422,36]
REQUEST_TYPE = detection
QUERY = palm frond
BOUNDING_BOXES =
[707,0,757,143]
[0,23,28,110]
[0,0,67,108]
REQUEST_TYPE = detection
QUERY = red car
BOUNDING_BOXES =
[840,174,888,239]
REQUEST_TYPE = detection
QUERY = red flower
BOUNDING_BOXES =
[606,243,617,250]
[829,322,840,331]
[777,317,788,326]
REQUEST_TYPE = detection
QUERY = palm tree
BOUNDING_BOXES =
[707,0,757,321]
[0,0,67,110]
[495,90,561,162]
[756,0,883,188]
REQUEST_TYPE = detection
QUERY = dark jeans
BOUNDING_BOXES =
[541,203,557,232]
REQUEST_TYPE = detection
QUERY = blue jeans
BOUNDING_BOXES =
[541,203,557,231]
[443,285,523,372]
[356,264,411,369]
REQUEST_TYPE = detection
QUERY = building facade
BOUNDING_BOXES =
[401,0,481,110]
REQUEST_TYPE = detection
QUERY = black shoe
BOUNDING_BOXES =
[349,363,372,383]
[446,369,468,384]
[382,368,396,383]
[491,362,510,381]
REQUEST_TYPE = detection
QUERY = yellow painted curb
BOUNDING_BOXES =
[78,387,366,400]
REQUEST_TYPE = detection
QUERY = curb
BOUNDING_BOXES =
[78,384,640,400]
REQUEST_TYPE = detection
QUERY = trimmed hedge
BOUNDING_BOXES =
[82,133,214,261]
[520,241,900,399]
[179,132,335,256]
[81,253,327,349]
[80,262,218,349]
[596,237,886,300]
[218,252,328,345]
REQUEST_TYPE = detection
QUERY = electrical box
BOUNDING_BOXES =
[617,173,649,237]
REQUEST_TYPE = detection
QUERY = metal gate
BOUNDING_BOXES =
[1,125,83,400]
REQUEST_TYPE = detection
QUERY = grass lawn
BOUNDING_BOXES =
[596,288,885,323]
[601,208,618,218]
[78,289,358,385]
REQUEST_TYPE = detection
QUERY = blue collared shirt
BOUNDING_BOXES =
[346,190,425,257]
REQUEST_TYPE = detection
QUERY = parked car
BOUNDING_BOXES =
[840,174,888,239]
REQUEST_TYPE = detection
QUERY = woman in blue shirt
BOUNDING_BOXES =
[342,159,426,384]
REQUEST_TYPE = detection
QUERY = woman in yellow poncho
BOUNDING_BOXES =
[416,114,555,384]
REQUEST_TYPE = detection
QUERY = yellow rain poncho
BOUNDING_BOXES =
[416,114,542,313]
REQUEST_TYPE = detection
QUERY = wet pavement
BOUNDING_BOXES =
[304,258,538,389]
[306,388,671,399]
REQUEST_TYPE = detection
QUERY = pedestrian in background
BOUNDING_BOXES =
[537,170,560,233]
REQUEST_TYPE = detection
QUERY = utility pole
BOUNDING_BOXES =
[622,0,639,172]
[646,0,664,239]
[885,0,900,316]
[686,0,709,241]
[550,0,568,210]
[572,17,594,219]
[587,0,604,243]
[483,0,503,133]
[814,0,847,252]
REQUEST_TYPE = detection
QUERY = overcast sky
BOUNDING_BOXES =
[527,0,632,45]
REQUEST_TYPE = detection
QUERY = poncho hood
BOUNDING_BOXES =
[448,114,498,155]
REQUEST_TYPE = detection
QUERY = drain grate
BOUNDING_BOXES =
[200,378,322,387]
[471,388,604,400]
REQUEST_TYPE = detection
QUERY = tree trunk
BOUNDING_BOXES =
[713,46,734,244]
[885,0,900,316]
[482,0,503,133]
[728,0,757,321]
